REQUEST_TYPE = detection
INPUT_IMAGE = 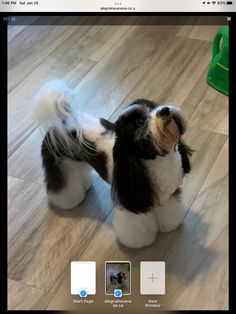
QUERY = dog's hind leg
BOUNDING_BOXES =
[47,159,92,210]
[42,135,92,209]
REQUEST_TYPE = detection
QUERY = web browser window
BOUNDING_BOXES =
[2,0,233,312]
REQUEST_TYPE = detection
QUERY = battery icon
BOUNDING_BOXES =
[227,1,233,4]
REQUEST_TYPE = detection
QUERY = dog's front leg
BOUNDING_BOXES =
[112,205,158,249]
[155,193,187,233]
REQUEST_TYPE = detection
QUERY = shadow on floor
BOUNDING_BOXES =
[117,209,218,284]
[49,172,114,226]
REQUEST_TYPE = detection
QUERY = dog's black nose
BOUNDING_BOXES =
[159,107,170,117]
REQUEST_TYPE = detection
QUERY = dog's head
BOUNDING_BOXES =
[112,99,189,214]
[116,272,126,284]
[114,99,187,157]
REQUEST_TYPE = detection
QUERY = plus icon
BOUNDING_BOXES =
[148,274,158,283]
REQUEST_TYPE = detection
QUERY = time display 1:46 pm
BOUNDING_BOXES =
[2,1,39,5]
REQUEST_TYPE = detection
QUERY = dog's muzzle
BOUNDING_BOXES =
[155,104,187,135]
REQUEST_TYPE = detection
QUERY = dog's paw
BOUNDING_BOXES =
[155,195,186,233]
[158,219,183,233]
[113,206,158,249]
[48,187,86,209]
[157,207,185,233]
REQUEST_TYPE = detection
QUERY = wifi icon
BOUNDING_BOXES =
[212,1,216,3]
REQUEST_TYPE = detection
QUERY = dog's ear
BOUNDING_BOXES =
[178,139,195,174]
[111,139,154,214]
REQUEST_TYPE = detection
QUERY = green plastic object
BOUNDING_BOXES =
[207,26,229,96]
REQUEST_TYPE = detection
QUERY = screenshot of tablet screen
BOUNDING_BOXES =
[6,8,230,312]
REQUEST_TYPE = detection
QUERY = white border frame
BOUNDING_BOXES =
[70,261,96,295]
[139,261,166,295]
[105,261,131,296]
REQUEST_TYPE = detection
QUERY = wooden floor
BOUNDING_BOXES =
[8,19,228,311]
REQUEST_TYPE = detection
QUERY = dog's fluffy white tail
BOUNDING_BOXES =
[35,79,75,132]
[34,80,78,157]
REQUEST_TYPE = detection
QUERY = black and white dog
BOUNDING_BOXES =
[110,272,126,285]
[35,80,193,249]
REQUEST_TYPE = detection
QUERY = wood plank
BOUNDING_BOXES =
[83,16,136,44]
[8,176,46,243]
[163,227,228,310]
[8,279,52,310]
[68,36,112,62]
[190,91,228,135]
[8,127,44,185]
[180,128,227,207]
[54,17,134,62]
[181,68,228,135]
[180,66,227,135]
[109,37,212,123]
[8,172,113,294]
[8,16,134,92]
[46,129,227,311]
[8,16,91,92]
[8,25,27,43]
[177,25,219,42]
[7,17,40,43]
[72,25,181,118]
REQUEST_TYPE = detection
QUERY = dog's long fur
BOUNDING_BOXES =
[35,80,193,248]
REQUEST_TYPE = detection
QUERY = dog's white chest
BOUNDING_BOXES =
[145,149,183,204]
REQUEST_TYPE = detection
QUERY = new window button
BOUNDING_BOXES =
[140,261,165,295]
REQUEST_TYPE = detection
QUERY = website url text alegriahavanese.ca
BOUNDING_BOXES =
[100,6,136,10]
